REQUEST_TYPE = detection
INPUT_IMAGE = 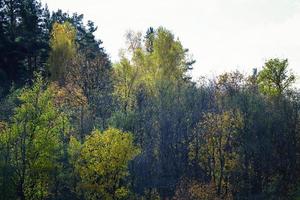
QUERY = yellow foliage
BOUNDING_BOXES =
[48,22,77,83]
[71,128,140,200]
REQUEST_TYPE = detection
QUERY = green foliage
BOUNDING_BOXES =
[70,128,140,200]
[151,27,189,81]
[114,57,141,111]
[114,27,194,112]
[0,74,70,199]
[0,4,300,198]
[258,58,295,96]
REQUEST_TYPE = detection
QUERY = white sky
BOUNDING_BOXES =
[41,0,300,85]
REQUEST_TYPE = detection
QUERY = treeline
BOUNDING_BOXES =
[0,1,299,200]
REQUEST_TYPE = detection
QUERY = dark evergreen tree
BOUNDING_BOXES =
[0,0,50,93]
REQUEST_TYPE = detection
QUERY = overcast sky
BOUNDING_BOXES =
[41,0,300,84]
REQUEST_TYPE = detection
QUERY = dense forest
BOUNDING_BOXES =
[0,1,299,199]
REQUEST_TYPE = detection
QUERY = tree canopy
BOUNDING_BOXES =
[0,1,299,200]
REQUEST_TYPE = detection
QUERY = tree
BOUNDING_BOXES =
[0,0,50,91]
[71,128,140,200]
[48,22,76,84]
[114,57,141,112]
[189,110,243,198]
[112,27,197,198]
[125,30,142,52]
[0,74,69,200]
[19,0,49,79]
[258,58,295,96]
[67,52,113,131]
[144,27,155,53]
[49,11,106,59]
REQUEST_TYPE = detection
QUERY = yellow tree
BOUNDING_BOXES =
[48,22,76,84]
[69,128,140,200]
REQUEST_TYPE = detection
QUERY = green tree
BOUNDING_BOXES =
[112,27,196,198]
[0,74,69,200]
[258,58,295,96]
[71,128,140,200]
[114,57,141,112]
[113,27,194,112]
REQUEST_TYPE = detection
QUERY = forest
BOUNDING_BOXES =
[0,0,299,199]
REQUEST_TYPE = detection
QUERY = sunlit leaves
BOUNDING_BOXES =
[114,27,194,112]
[0,73,70,199]
[258,58,295,96]
[70,128,140,200]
